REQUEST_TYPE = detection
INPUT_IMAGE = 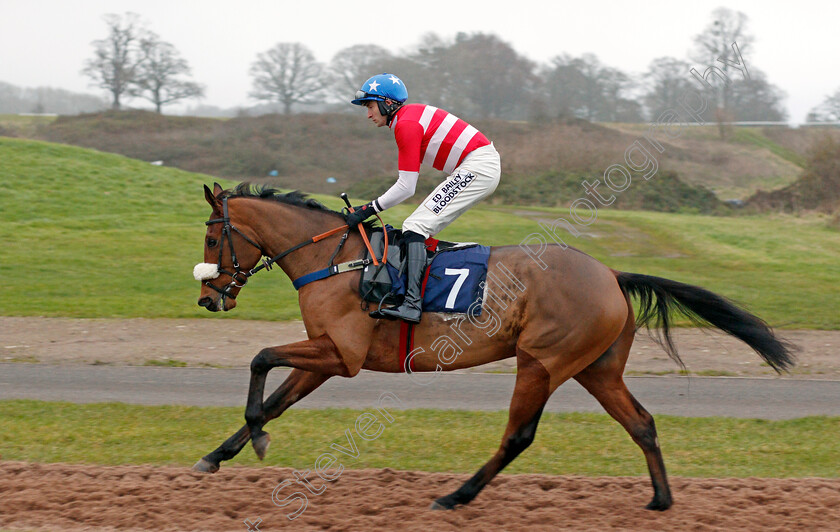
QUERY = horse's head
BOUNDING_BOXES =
[195,183,264,312]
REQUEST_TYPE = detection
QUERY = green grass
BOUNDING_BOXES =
[733,128,808,168]
[2,356,40,363]
[2,137,839,327]
[0,400,837,478]
[0,113,57,137]
[143,358,188,367]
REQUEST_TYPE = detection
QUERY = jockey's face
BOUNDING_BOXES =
[365,100,388,127]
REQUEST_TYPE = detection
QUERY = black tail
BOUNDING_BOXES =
[616,272,796,373]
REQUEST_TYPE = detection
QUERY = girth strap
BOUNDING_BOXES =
[292,259,372,290]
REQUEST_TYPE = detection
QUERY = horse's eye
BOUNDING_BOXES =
[207,238,218,247]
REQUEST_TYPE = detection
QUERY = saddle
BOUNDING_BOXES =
[359,226,490,316]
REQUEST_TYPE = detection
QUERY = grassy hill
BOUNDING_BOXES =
[746,135,840,214]
[601,123,811,200]
[0,113,57,138]
[2,137,839,327]
[4,111,830,206]
[0,137,279,319]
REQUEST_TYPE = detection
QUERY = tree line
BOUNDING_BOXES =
[13,8,839,126]
[0,82,106,114]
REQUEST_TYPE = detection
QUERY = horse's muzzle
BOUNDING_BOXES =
[198,296,221,312]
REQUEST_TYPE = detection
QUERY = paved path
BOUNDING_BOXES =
[2,364,838,419]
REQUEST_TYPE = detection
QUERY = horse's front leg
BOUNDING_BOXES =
[193,368,332,473]
[246,334,351,459]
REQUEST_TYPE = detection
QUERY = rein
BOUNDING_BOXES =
[201,196,378,306]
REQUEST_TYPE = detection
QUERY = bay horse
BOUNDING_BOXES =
[192,182,794,511]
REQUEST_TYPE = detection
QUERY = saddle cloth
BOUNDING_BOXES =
[359,226,490,315]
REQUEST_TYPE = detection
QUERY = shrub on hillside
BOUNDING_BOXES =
[613,171,724,213]
[829,209,840,230]
[748,134,840,213]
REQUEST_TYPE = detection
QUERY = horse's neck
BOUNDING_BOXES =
[240,199,365,281]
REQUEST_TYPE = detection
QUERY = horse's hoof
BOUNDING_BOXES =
[252,431,271,460]
[192,458,219,474]
[645,498,672,511]
[429,500,454,511]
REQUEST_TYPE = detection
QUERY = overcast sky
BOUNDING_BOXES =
[1,0,837,123]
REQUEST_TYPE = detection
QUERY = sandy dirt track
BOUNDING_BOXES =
[2,317,839,378]
[1,461,839,532]
[2,318,839,531]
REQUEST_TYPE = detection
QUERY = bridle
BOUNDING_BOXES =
[202,196,350,307]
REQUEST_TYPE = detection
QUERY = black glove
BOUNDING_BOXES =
[344,202,376,227]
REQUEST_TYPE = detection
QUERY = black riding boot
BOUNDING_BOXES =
[378,239,426,324]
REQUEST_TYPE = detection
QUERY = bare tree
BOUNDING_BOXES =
[824,90,840,121]
[432,33,536,119]
[807,88,840,122]
[728,72,787,121]
[380,34,448,108]
[690,7,754,136]
[327,44,392,103]
[643,57,695,121]
[540,54,588,119]
[82,13,149,110]
[823,90,840,121]
[600,67,642,122]
[691,7,753,74]
[541,53,640,122]
[249,42,325,114]
[131,38,205,113]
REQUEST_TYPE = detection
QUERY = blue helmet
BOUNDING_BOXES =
[351,73,407,120]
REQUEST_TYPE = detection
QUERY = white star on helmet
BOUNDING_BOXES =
[368,80,380,92]
[388,75,401,85]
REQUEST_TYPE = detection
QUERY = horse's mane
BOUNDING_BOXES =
[221,182,379,231]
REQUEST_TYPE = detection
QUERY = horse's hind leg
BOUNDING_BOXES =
[193,369,330,473]
[431,347,551,510]
[574,323,673,510]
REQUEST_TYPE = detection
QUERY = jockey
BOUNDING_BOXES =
[346,73,501,324]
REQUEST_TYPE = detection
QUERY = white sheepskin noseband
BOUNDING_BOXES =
[193,263,220,281]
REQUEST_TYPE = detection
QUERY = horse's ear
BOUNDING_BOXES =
[204,184,221,210]
[213,182,223,196]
